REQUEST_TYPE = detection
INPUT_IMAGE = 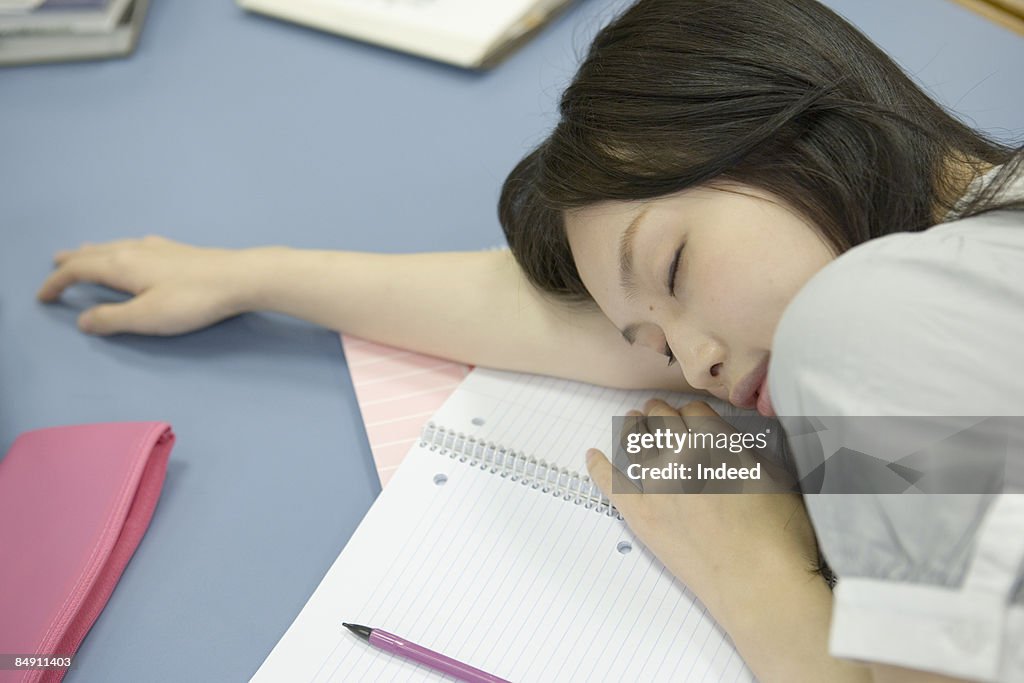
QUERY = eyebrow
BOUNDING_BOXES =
[616,208,652,346]
[618,207,650,294]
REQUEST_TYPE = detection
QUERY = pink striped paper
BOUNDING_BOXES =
[341,335,470,487]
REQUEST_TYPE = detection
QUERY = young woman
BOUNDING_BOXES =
[36,1,1023,681]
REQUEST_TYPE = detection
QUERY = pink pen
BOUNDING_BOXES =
[343,622,511,683]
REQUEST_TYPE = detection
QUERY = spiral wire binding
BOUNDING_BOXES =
[421,423,623,520]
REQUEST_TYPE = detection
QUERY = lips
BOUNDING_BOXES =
[755,379,774,417]
[730,357,769,411]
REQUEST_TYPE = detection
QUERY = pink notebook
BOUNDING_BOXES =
[0,422,174,683]
[341,335,469,486]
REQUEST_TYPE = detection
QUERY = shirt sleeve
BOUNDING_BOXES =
[767,215,1024,682]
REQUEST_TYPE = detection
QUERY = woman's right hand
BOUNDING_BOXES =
[37,235,258,336]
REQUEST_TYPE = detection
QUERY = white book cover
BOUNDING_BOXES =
[237,0,577,69]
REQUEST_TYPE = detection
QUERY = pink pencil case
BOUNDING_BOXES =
[0,422,174,683]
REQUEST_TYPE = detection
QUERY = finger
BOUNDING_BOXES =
[677,400,788,491]
[78,295,161,336]
[620,410,648,458]
[641,400,686,463]
[679,400,721,418]
[643,397,670,414]
[618,413,644,463]
[644,398,683,418]
[51,244,98,266]
[679,400,738,437]
[586,448,642,512]
[37,255,134,302]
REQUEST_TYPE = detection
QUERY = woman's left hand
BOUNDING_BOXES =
[586,398,820,623]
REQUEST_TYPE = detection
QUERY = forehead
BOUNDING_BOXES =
[562,183,816,305]
[564,182,803,253]
[564,199,649,304]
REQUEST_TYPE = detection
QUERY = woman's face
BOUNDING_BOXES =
[564,182,836,416]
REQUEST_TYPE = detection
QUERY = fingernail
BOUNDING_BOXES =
[78,313,93,333]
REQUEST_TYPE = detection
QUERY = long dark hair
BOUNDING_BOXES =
[499,0,1023,303]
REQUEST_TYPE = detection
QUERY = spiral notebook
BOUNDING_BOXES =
[252,368,764,682]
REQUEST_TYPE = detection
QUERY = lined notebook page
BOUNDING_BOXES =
[253,368,764,681]
[251,444,754,682]
[431,368,769,472]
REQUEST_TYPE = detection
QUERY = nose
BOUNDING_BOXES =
[676,336,726,393]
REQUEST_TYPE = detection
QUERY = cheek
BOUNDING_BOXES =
[745,248,830,346]
[689,250,794,348]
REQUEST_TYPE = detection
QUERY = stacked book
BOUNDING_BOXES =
[0,0,148,66]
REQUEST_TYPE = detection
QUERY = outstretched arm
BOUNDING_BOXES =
[37,237,697,392]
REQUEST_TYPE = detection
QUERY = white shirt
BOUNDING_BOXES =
[768,167,1024,682]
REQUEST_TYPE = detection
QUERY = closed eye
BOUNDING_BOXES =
[666,242,684,297]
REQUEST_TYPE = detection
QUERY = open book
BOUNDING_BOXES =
[252,368,768,681]
[236,0,577,69]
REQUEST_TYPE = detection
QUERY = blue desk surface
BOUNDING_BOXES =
[1,0,1020,680]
